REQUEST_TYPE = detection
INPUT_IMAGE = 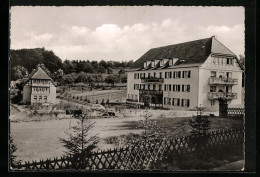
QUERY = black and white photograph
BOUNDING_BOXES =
[9,6,246,171]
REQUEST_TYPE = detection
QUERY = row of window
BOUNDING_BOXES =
[211,56,234,65]
[134,70,191,79]
[165,84,190,92]
[134,84,191,92]
[32,79,50,84]
[33,95,48,100]
[32,87,49,92]
[210,86,232,93]
[164,98,190,107]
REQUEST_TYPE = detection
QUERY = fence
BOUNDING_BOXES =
[227,108,244,117]
[12,127,244,171]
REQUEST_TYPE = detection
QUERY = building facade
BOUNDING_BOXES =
[22,67,56,104]
[127,36,243,110]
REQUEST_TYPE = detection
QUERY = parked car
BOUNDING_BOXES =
[102,111,115,117]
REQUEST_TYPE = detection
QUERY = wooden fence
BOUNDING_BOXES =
[227,108,244,117]
[12,127,244,171]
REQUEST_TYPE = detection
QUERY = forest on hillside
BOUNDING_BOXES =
[10,48,135,82]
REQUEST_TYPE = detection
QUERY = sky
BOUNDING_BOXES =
[10,6,245,62]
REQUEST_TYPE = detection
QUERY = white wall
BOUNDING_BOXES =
[127,67,200,109]
[22,85,31,103]
[199,55,243,109]
[163,67,199,109]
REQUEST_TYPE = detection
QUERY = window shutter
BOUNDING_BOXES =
[187,99,190,107]
[187,85,190,92]
[172,98,175,106]
[172,84,175,91]
[188,71,191,78]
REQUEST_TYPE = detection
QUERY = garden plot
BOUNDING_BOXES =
[66,89,127,103]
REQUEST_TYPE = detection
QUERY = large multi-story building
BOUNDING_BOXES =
[127,36,243,110]
[22,67,56,104]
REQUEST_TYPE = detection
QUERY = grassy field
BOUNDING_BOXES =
[64,89,127,103]
[10,107,243,163]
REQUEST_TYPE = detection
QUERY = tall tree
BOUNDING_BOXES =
[11,65,28,81]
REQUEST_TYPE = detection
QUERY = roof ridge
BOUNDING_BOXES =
[149,37,211,51]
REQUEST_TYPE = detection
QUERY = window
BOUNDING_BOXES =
[159,84,162,91]
[210,86,216,92]
[165,84,171,91]
[39,95,42,100]
[187,85,190,92]
[175,71,181,78]
[159,72,162,78]
[213,57,217,64]
[211,71,217,77]
[182,85,190,92]
[173,71,175,78]
[211,100,215,106]
[148,84,151,90]
[34,95,37,100]
[153,84,156,90]
[175,85,181,92]
[183,71,187,78]
[148,73,151,78]
[164,98,171,105]
[44,96,47,100]
[182,99,190,107]
[177,98,180,106]
[172,98,181,106]
[167,98,171,105]
[134,73,137,79]
[137,73,139,79]
[134,84,139,90]
[227,58,233,65]
[172,84,175,91]
[154,72,156,78]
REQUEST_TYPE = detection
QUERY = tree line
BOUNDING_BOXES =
[10,48,133,82]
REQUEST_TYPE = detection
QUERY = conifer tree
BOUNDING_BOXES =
[60,112,99,169]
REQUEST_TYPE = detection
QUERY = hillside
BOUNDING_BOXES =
[10,48,63,73]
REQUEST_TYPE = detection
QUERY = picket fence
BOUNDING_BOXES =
[12,127,244,171]
[227,108,244,117]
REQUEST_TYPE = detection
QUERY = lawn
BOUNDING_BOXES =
[63,89,127,103]
[10,108,243,163]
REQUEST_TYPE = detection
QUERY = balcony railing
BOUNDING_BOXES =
[126,99,138,102]
[209,77,238,85]
[208,92,237,100]
[139,89,163,95]
[141,77,164,83]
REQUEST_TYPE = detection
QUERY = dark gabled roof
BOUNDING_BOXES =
[133,37,213,68]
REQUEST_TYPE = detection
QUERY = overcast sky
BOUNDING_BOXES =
[10,6,244,62]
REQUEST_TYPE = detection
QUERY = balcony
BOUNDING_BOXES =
[208,92,237,100]
[209,77,238,85]
[126,99,138,104]
[139,89,163,95]
[141,77,164,83]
